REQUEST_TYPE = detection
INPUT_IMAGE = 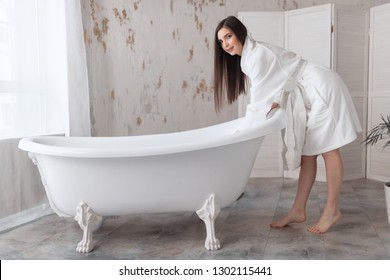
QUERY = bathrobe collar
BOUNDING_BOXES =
[240,34,256,69]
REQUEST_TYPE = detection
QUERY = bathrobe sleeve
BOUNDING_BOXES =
[240,36,307,120]
[244,48,276,115]
[239,36,309,170]
[238,48,279,131]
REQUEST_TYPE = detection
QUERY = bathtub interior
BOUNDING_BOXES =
[18,108,287,158]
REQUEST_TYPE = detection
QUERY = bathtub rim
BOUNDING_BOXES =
[18,109,287,158]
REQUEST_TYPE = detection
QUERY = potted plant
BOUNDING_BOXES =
[363,114,390,223]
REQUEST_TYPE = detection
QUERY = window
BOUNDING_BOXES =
[0,0,67,139]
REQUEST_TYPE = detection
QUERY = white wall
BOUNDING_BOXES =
[0,138,50,228]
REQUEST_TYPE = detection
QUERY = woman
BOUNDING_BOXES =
[214,16,362,234]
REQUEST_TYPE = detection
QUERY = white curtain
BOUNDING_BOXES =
[0,0,90,139]
[64,0,91,136]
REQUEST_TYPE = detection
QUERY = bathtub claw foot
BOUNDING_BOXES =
[196,193,221,250]
[74,202,103,253]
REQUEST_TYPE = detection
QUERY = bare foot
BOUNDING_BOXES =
[270,211,306,228]
[307,210,341,234]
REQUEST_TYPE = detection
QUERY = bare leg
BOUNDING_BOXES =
[308,149,343,234]
[270,155,317,228]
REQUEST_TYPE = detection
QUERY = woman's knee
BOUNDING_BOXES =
[321,149,341,160]
[301,155,318,163]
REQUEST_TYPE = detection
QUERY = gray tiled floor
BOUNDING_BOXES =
[1,178,390,260]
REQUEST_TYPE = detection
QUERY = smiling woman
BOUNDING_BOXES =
[213,17,247,112]
[212,15,361,234]
[217,27,243,56]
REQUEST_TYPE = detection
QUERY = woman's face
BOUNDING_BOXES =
[217,27,243,56]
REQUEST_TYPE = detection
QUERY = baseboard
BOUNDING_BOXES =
[0,203,54,233]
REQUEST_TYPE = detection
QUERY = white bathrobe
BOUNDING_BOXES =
[239,35,362,169]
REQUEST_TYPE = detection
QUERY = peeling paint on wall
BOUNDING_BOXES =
[278,0,299,10]
[134,0,141,11]
[126,28,136,50]
[172,28,179,42]
[204,37,210,49]
[187,46,194,62]
[84,29,92,45]
[194,78,210,101]
[93,17,109,52]
[194,14,203,32]
[182,80,188,90]
[113,8,129,25]
[187,0,226,33]
[155,76,162,90]
[89,0,109,53]
[136,117,142,126]
[170,0,174,13]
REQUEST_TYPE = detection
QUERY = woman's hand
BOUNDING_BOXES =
[267,102,280,117]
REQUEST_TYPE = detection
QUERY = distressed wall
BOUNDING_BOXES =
[81,0,390,136]
[82,0,237,136]
[80,0,296,136]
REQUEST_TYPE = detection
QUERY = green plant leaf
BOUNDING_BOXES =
[363,114,390,149]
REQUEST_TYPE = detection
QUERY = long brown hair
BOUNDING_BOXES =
[213,16,247,112]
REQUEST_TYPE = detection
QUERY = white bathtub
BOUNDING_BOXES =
[18,109,287,253]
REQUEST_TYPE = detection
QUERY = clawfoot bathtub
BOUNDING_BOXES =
[18,109,287,253]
